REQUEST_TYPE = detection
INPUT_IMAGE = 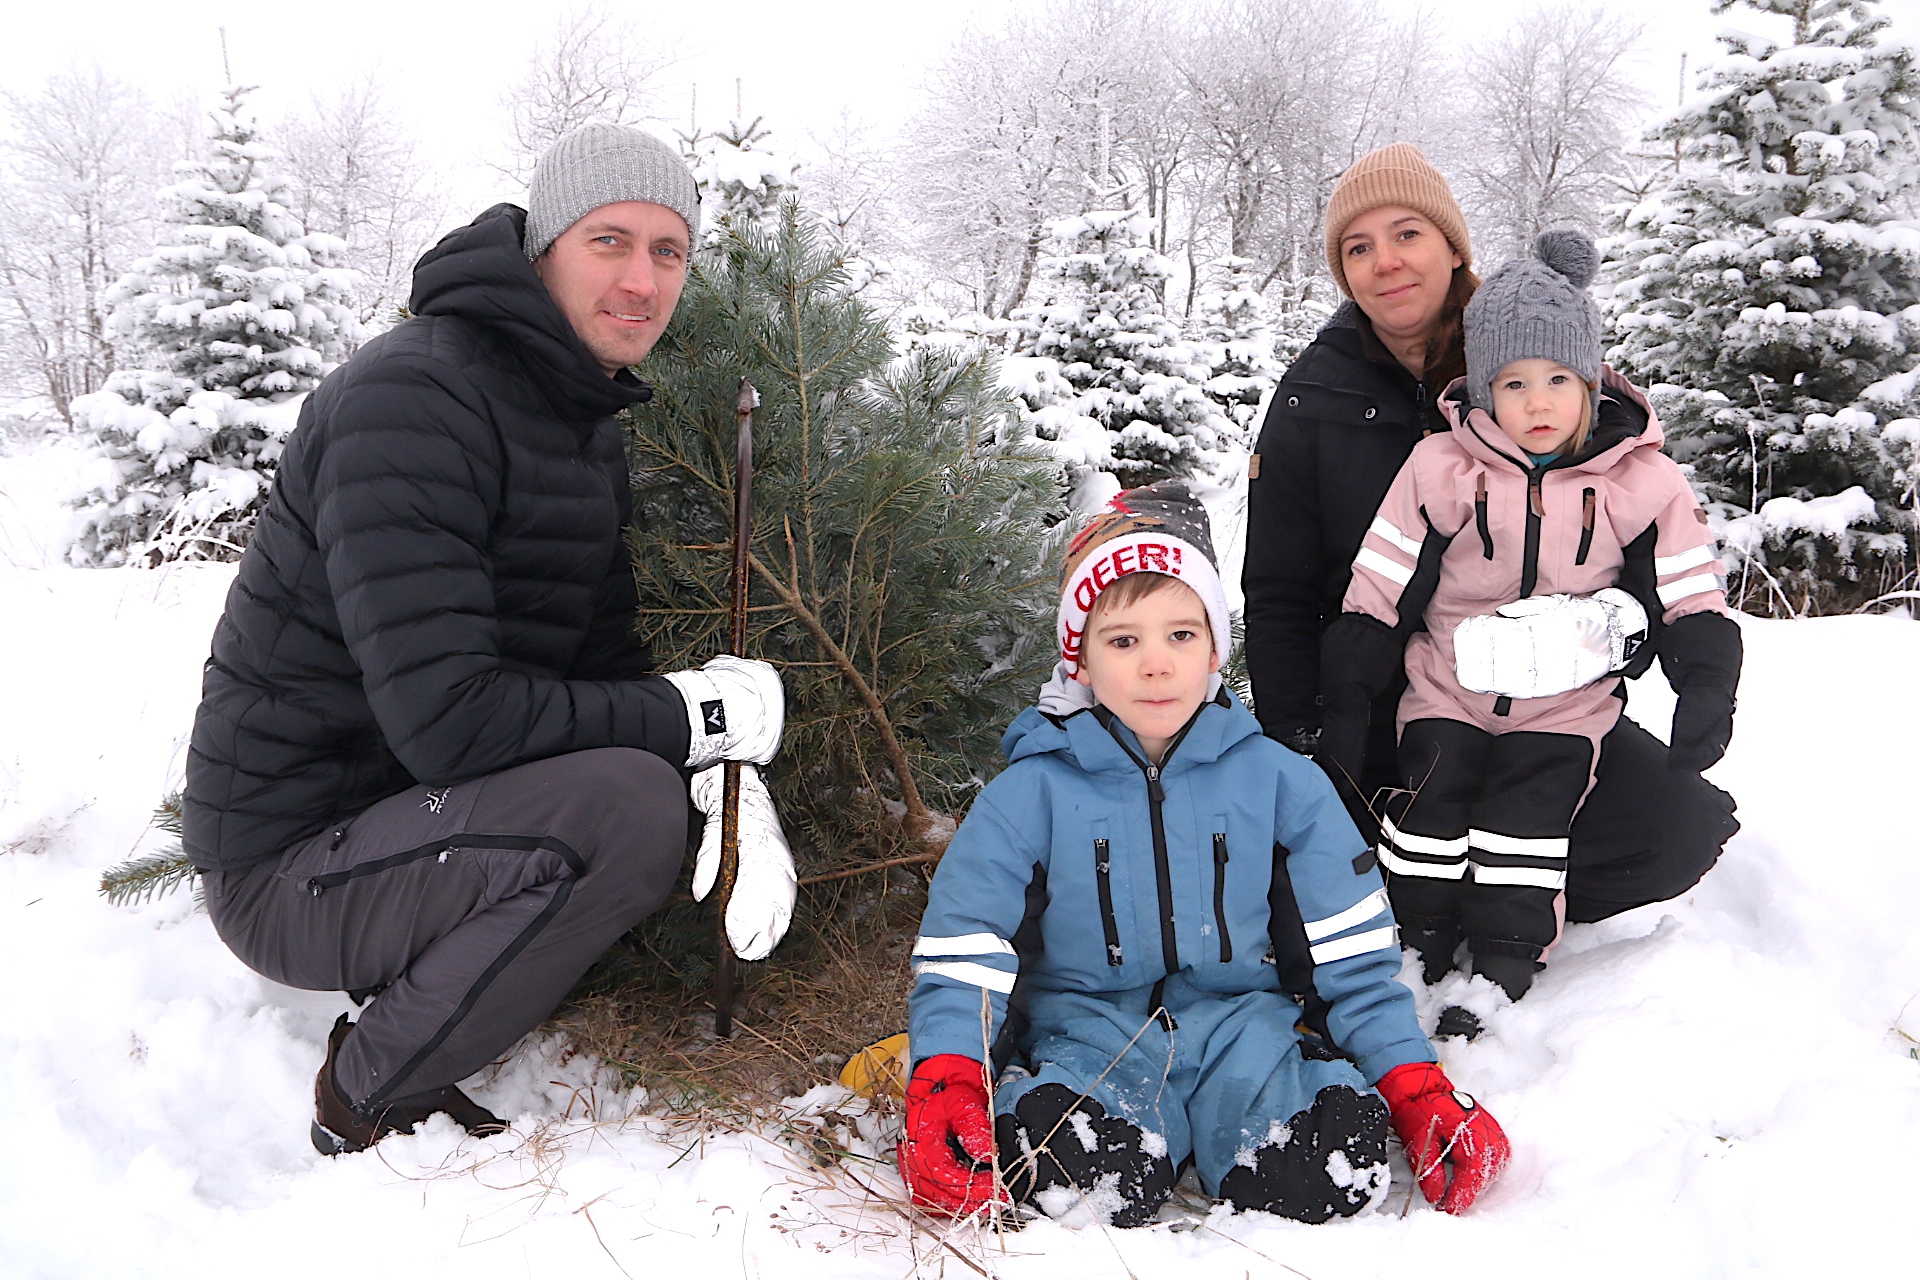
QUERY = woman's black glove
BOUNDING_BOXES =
[1658,612,1743,773]
[1317,613,1409,820]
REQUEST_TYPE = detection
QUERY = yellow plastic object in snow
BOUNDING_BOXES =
[839,1032,910,1101]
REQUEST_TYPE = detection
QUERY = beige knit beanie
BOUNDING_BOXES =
[1323,143,1472,298]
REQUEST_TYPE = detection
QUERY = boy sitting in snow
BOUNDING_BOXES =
[897,482,1508,1226]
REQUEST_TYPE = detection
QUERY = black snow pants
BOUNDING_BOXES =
[1357,711,1736,933]
[203,748,688,1110]
[1381,720,1594,971]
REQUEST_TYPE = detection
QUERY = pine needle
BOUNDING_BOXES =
[99,792,197,907]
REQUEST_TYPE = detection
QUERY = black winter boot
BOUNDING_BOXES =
[1217,1084,1390,1223]
[994,1084,1176,1228]
[1471,952,1542,1002]
[1403,924,1462,985]
[1434,1005,1484,1042]
[312,1014,509,1156]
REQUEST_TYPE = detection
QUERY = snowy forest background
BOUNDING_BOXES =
[4,0,1920,615]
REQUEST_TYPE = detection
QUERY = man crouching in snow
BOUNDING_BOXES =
[181,124,795,1155]
[898,482,1508,1225]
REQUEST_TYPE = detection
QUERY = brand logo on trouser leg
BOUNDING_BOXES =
[701,700,727,735]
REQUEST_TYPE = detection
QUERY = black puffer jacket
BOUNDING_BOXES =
[184,204,690,871]
[1242,304,1448,751]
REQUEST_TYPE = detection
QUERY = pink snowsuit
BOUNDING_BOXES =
[1338,368,1729,968]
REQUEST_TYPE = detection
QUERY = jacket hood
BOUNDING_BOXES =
[1438,366,1660,476]
[1001,688,1265,774]
[409,203,651,423]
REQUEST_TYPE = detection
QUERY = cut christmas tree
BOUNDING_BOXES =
[561,205,1059,1100]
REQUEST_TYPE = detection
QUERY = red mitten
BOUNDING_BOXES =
[1375,1061,1510,1214]
[897,1054,1006,1217]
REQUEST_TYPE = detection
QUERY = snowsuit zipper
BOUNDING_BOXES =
[1475,473,1494,559]
[1211,833,1233,963]
[1094,838,1123,966]
[1097,707,1202,982]
[1520,469,1544,597]
[1577,488,1596,565]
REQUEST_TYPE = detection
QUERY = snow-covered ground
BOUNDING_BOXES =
[3,435,1919,1278]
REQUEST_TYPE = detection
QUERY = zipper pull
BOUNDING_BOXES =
[1529,474,1544,519]
[1145,763,1164,803]
[1213,832,1229,866]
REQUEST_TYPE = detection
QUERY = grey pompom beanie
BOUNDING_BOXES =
[1464,229,1603,411]
[524,123,701,261]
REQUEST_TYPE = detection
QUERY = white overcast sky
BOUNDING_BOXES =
[6,0,1920,216]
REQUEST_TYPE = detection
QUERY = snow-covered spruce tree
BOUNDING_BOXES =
[67,86,360,567]
[1601,0,1920,611]
[1010,209,1234,509]
[626,204,1059,896]
[1189,255,1286,435]
[685,116,800,247]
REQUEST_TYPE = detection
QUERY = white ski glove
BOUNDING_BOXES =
[688,762,796,961]
[661,655,785,769]
[1453,588,1648,699]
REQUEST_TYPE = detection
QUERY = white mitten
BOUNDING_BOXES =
[688,762,796,961]
[661,655,785,769]
[1454,589,1647,698]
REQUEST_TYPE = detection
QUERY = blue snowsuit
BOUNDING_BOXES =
[909,689,1436,1198]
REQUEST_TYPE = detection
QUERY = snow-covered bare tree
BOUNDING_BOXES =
[897,15,1097,319]
[495,9,679,184]
[0,67,180,424]
[1458,4,1648,262]
[1172,0,1446,310]
[1602,0,1920,612]
[277,73,452,330]
[68,86,361,567]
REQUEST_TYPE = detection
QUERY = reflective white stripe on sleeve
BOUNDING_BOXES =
[1302,888,1389,942]
[1471,863,1568,890]
[912,933,1016,957]
[1379,846,1470,880]
[1368,516,1424,557]
[1657,572,1720,606]
[1654,543,1717,576]
[912,960,1017,993]
[1309,926,1397,965]
[1467,829,1569,860]
[1354,546,1413,586]
[1381,815,1470,859]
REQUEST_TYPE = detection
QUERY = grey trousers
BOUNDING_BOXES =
[203,748,688,1109]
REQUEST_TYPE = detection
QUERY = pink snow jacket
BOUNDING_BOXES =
[1340,368,1729,743]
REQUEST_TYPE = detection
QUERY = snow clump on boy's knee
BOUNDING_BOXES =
[1326,1147,1391,1210]
[1235,1118,1295,1169]
[1067,1108,1100,1152]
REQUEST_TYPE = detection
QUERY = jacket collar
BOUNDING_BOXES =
[1002,687,1263,775]
[1439,367,1661,475]
[409,203,652,424]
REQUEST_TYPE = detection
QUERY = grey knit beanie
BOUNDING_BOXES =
[1464,229,1603,411]
[524,123,701,261]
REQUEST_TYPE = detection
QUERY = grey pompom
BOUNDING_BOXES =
[1535,229,1599,290]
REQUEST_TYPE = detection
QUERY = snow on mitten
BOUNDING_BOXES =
[1374,1061,1510,1213]
[688,762,796,960]
[898,1055,1006,1217]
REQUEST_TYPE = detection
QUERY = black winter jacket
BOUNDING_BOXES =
[183,204,690,871]
[1242,304,1448,748]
